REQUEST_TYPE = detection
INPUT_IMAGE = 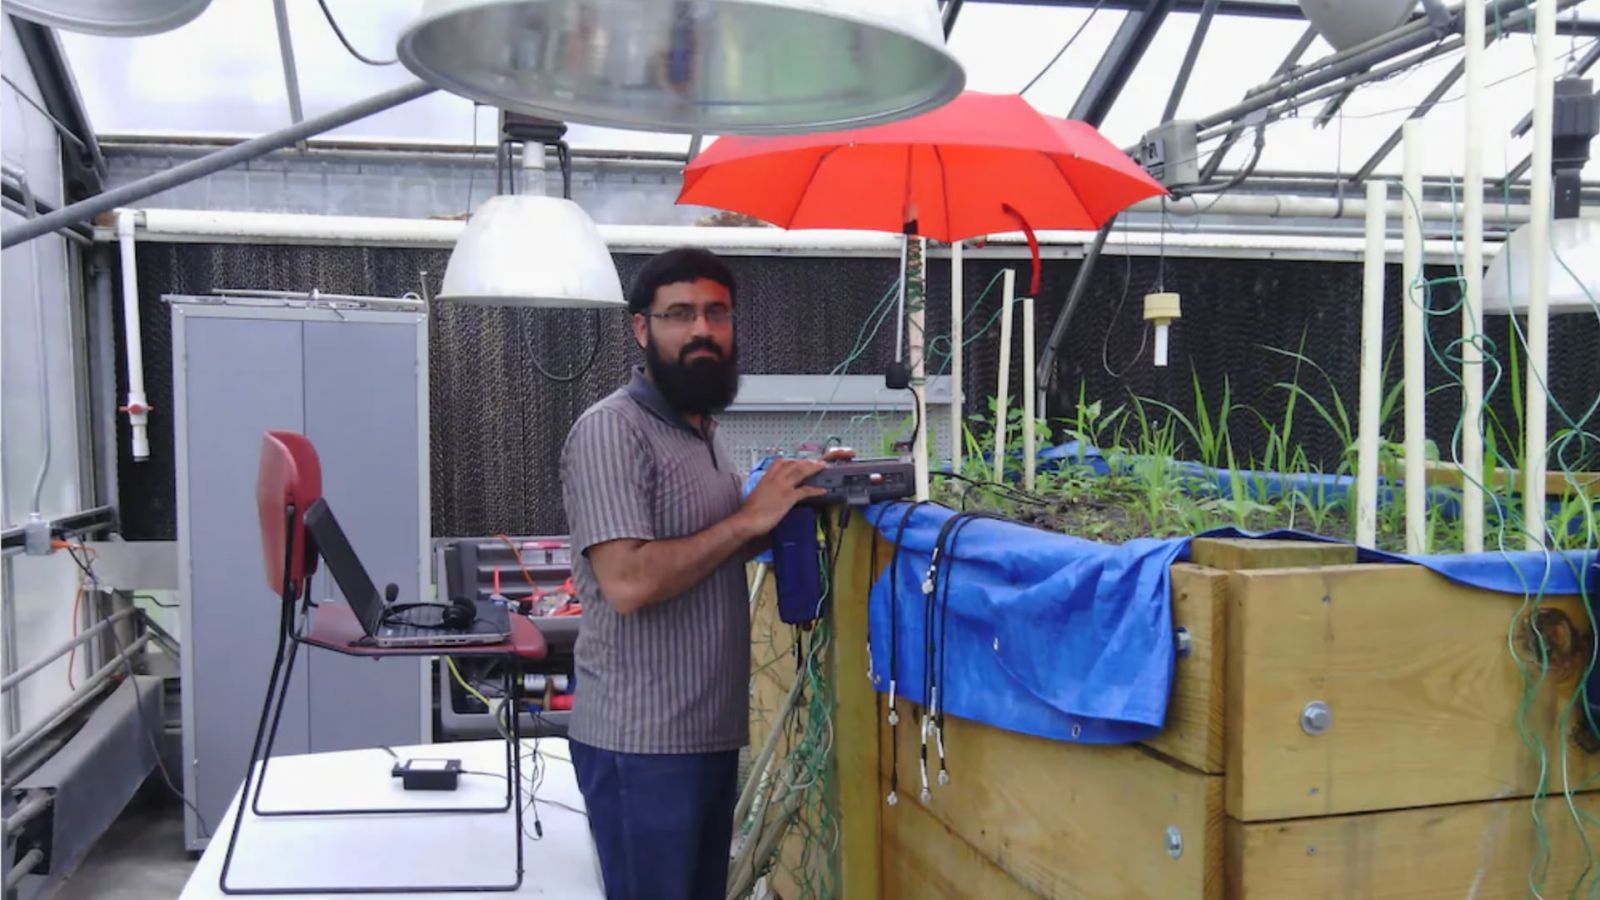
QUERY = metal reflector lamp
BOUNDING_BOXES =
[437,195,624,308]
[4,0,210,35]
[396,0,965,135]
[1483,218,1600,316]
[1296,0,1416,51]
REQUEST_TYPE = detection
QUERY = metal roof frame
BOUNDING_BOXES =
[7,14,104,200]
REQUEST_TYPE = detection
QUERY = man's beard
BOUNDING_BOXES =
[644,335,740,417]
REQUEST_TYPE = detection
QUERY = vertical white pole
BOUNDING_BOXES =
[1526,0,1557,550]
[951,241,964,476]
[1402,120,1428,555]
[911,238,930,502]
[1357,180,1388,550]
[1023,293,1037,492]
[994,269,1016,485]
[1462,0,1486,553]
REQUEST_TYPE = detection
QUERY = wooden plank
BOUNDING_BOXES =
[1144,564,1228,773]
[1229,791,1600,899]
[1191,537,1356,571]
[831,514,891,900]
[881,699,1224,900]
[1425,459,1600,499]
[883,793,1038,900]
[1225,563,1600,821]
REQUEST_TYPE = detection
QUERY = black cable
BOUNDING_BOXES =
[929,512,1008,785]
[315,0,398,66]
[1019,0,1107,95]
[899,387,923,454]
[882,501,928,804]
[133,593,178,610]
[99,595,211,835]
[531,311,604,383]
[930,470,1052,506]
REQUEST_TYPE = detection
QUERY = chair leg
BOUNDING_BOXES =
[218,600,295,895]
[248,630,301,817]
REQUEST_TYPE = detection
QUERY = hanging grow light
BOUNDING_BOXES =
[396,0,965,135]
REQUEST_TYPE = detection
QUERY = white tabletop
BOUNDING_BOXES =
[180,739,604,898]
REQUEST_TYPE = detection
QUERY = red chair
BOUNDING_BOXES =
[219,430,546,895]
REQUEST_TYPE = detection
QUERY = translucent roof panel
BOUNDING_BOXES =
[60,0,690,153]
[56,0,1595,179]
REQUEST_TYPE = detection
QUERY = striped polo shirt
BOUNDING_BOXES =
[559,366,750,754]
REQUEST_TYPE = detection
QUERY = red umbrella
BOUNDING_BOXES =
[677,91,1167,293]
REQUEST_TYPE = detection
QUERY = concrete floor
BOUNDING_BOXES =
[52,781,197,900]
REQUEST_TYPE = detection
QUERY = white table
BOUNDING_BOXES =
[180,739,604,898]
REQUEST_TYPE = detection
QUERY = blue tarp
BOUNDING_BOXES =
[744,453,1596,745]
[863,502,1597,746]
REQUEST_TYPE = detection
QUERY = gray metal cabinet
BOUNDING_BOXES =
[172,296,430,849]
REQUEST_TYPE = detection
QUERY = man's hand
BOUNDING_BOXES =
[737,458,828,535]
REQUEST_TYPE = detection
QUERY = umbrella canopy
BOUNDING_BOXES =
[677,91,1166,247]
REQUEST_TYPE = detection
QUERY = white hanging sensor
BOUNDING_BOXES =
[396,0,965,135]
[1143,292,1182,368]
[437,117,624,309]
[1485,76,1600,317]
[5,0,210,35]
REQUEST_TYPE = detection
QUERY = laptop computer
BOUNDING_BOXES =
[304,498,512,648]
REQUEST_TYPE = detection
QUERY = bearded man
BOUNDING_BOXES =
[558,247,826,900]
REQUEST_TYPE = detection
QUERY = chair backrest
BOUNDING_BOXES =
[256,431,323,598]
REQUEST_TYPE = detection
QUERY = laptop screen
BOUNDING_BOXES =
[303,498,386,636]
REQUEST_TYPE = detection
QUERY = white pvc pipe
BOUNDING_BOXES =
[993,269,1016,486]
[1526,0,1557,550]
[1149,192,1573,225]
[950,241,964,476]
[1461,0,1486,554]
[1022,293,1036,492]
[115,210,151,462]
[125,208,1488,262]
[1402,121,1427,555]
[1357,180,1388,550]
[910,239,930,502]
[1152,324,1171,367]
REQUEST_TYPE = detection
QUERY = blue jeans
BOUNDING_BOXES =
[570,741,740,900]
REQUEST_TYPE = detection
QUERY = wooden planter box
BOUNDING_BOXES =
[828,522,1600,899]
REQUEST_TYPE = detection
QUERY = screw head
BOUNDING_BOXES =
[1301,701,1332,736]
[1165,826,1183,859]
[1174,626,1193,659]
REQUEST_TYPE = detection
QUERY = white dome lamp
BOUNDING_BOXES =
[5,0,210,35]
[396,0,965,135]
[437,116,624,309]
[1296,0,1417,51]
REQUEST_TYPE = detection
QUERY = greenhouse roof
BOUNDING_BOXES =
[35,0,1600,186]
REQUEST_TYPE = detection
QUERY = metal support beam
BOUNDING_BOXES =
[1353,57,1468,182]
[271,0,308,153]
[1164,0,1221,123]
[1187,0,1586,148]
[8,16,105,200]
[1201,25,1316,181]
[943,0,966,36]
[1036,217,1117,401]
[1,80,437,249]
[974,0,1600,34]
[1070,0,1178,126]
[0,506,116,552]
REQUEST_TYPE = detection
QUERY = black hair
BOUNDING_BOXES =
[626,247,737,316]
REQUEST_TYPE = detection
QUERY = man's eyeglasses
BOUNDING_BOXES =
[644,306,733,326]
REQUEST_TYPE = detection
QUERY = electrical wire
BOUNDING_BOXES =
[1020,1,1107,96]
[70,548,211,835]
[531,311,605,383]
[315,0,398,66]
